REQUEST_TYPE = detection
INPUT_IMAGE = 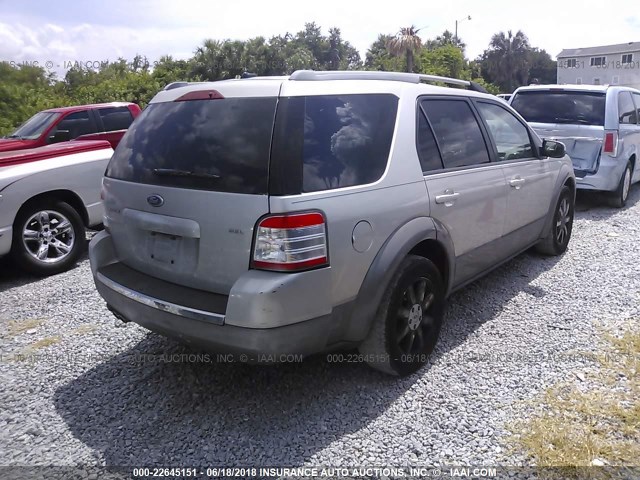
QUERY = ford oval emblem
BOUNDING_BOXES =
[147,194,164,207]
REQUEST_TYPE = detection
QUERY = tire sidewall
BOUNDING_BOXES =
[11,201,85,276]
[550,186,574,255]
[385,257,445,376]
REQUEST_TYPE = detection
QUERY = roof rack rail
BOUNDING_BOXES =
[289,70,488,93]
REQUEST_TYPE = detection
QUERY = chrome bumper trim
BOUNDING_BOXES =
[96,272,225,325]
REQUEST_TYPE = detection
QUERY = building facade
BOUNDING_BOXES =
[557,42,640,89]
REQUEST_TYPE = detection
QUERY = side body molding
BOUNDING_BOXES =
[343,216,455,343]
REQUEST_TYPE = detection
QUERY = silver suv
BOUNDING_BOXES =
[510,84,640,207]
[90,71,575,376]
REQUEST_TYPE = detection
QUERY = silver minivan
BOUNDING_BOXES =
[90,71,575,376]
[510,84,640,207]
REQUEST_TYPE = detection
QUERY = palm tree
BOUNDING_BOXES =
[387,26,423,73]
[485,30,531,92]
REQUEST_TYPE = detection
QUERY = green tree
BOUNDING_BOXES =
[528,48,557,85]
[387,26,423,73]
[365,34,404,71]
[479,30,532,92]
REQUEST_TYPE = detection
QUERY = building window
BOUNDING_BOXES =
[566,58,577,68]
[622,54,633,64]
[593,78,601,85]
[590,56,606,67]
[612,76,620,85]
[576,78,582,85]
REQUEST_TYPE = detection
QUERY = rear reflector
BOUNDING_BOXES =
[175,90,224,101]
[603,131,618,156]
[253,212,328,272]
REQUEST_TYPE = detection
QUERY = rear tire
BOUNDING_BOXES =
[609,162,632,208]
[11,200,86,276]
[359,255,445,377]
[536,185,574,256]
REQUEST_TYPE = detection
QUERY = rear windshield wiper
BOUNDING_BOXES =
[152,168,221,180]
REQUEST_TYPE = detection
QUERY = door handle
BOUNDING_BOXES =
[509,177,526,189]
[435,190,460,206]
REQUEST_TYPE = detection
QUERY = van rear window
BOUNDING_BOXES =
[511,91,606,126]
[106,97,277,194]
[270,94,399,194]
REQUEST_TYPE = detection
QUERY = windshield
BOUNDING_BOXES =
[9,111,61,140]
[511,91,606,126]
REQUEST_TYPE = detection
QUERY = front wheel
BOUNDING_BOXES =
[359,255,445,376]
[11,200,86,276]
[535,185,574,256]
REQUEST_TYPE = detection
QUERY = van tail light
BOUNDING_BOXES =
[252,212,328,272]
[603,131,619,156]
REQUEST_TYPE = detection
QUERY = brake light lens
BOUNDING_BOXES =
[253,212,328,272]
[603,131,618,156]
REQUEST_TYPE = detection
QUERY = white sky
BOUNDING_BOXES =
[1,0,639,78]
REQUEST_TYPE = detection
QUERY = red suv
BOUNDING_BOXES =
[0,102,142,152]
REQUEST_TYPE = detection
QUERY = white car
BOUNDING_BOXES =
[0,140,113,275]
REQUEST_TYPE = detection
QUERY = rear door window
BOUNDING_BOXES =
[54,111,97,139]
[416,107,443,173]
[97,106,135,131]
[420,99,491,169]
[270,94,398,194]
[511,91,606,125]
[106,97,277,194]
[476,102,535,161]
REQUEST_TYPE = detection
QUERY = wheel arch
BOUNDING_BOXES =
[344,217,454,343]
[15,190,89,227]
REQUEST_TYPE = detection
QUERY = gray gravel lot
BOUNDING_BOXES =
[0,188,639,469]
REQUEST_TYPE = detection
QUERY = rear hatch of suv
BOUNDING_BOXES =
[102,80,280,294]
[511,89,606,175]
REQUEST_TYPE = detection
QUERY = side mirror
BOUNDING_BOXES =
[48,129,71,144]
[542,139,566,159]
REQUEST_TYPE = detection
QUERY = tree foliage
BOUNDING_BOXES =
[1,24,554,136]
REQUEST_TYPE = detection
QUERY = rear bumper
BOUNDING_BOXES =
[89,231,345,356]
[575,155,625,192]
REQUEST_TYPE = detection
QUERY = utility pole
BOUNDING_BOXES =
[455,15,472,43]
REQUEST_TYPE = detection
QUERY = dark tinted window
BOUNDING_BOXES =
[98,106,134,131]
[416,108,443,172]
[476,102,534,161]
[270,94,398,194]
[618,92,638,125]
[511,91,606,126]
[421,99,490,169]
[55,111,96,139]
[106,97,276,194]
[634,93,640,125]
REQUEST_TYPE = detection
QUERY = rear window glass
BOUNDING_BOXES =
[270,94,398,194]
[511,91,606,126]
[106,97,277,194]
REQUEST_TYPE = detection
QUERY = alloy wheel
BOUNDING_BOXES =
[395,277,436,355]
[555,197,572,246]
[22,210,76,264]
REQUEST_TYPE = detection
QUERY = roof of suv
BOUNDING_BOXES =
[151,70,496,104]
[513,84,640,94]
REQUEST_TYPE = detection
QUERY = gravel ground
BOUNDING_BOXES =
[0,188,639,470]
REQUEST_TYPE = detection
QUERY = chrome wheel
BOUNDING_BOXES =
[22,210,75,264]
[555,197,572,245]
[395,277,436,355]
[622,167,631,203]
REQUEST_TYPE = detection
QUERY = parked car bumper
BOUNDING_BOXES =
[89,230,343,357]
[575,155,625,192]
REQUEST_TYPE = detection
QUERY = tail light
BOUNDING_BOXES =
[252,212,328,272]
[603,131,619,156]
